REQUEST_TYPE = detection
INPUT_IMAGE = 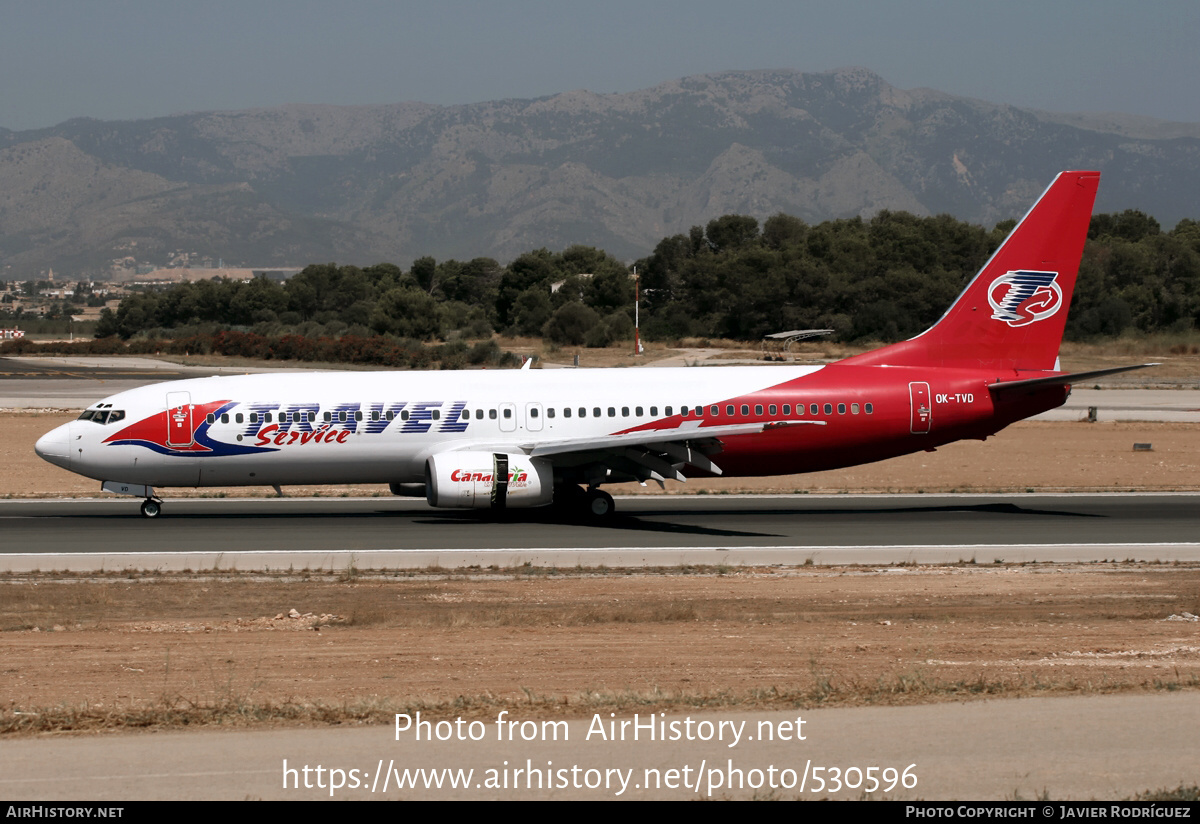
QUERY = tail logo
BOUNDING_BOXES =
[988,270,1063,327]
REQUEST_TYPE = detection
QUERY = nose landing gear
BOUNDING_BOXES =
[100,481,163,518]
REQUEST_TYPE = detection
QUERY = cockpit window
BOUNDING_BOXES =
[77,409,125,424]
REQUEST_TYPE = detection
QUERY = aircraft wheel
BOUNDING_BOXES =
[584,489,615,519]
[554,483,586,507]
[140,499,162,519]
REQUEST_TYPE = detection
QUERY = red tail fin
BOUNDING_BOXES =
[842,171,1100,372]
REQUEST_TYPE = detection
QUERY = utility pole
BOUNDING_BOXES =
[633,266,643,356]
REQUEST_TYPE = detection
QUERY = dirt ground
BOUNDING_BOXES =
[3,566,1199,733]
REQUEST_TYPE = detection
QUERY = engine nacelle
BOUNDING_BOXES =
[425,451,553,509]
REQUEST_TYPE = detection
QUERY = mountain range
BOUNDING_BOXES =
[2,67,1198,277]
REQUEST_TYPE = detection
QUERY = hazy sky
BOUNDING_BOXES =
[1,0,1196,131]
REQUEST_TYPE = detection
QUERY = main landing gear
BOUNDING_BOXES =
[140,498,163,518]
[554,484,615,520]
[584,488,615,518]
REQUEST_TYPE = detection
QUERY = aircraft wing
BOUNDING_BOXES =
[458,419,825,483]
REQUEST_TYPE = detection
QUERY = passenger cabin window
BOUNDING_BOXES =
[530,408,539,418]
[823,403,832,415]
[726,405,734,416]
[564,408,572,418]
[838,403,846,414]
[489,409,497,420]
[755,404,763,415]
[503,408,512,419]
[548,408,555,418]
[865,403,874,414]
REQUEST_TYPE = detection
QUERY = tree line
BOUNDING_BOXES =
[92,209,1200,347]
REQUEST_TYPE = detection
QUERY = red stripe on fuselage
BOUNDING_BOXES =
[616,365,1068,476]
[104,399,231,452]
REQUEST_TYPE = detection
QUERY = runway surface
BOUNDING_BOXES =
[3,493,1198,571]
[0,355,320,407]
[1037,387,1200,422]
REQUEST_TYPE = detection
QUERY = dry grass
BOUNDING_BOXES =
[4,669,1196,737]
[7,565,1197,633]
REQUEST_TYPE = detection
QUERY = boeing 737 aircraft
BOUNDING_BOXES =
[35,170,1151,518]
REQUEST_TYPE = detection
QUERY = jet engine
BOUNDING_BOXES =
[425,451,553,509]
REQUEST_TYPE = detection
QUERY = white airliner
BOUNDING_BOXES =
[34,171,1150,518]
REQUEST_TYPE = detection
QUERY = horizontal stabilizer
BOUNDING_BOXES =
[988,364,1159,396]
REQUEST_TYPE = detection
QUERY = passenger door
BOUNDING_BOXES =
[909,382,931,434]
[498,402,517,433]
[165,391,194,447]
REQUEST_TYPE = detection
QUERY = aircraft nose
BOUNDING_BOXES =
[34,423,72,469]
